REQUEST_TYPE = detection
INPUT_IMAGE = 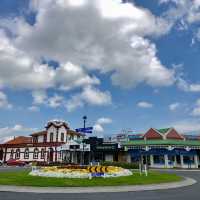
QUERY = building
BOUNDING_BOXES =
[1,122,200,169]
[83,137,121,162]
[120,128,200,168]
[0,120,90,164]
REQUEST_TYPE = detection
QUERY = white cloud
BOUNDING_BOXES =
[0,91,12,109]
[137,101,153,108]
[0,0,175,91]
[32,91,64,108]
[169,102,180,111]
[32,90,47,104]
[0,124,35,143]
[28,106,40,112]
[65,86,112,111]
[93,124,104,133]
[0,30,55,90]
[177,77,200,92]
[96,117,113,124]
[55,62,100,91]
[160,0,200,29]
[93,117,113,133]
[48,94,64,108]
[171,119,200,133]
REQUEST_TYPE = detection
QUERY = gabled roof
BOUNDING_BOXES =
[165,128,185,140]
[143,128,163,139]
[5,136,32,145]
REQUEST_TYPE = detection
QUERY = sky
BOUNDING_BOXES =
[1,0,200,142]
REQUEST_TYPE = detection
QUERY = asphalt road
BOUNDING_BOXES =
[0,167,199,200]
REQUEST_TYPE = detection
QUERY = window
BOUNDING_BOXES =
[24,148,29,159]
[50,132,54,142]
[43,135,47,143]
[10,149,14,159]
[61,133,64,142]
[15,149,20,159]
[41,148,45,159]
[33,148,39,159]
[56,131,58,142]
[33,136,38,143]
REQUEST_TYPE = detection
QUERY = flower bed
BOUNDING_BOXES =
[29,165,132,178]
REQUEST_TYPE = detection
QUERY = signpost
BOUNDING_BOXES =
[75,116,94,164]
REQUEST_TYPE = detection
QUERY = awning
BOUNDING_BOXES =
[129,148,197,156]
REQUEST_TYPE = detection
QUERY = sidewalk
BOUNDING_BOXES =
[0,177,196,193]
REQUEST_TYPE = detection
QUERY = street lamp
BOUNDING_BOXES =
[83,115,87,129]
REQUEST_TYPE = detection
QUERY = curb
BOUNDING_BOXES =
[0,177,196,193]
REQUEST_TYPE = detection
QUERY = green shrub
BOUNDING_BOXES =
[100,161,139,169]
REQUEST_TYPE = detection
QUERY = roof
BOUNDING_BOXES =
[45,120,69,129]
[5,136,32,145]
[122,139,200,147]
[30,130,47,136]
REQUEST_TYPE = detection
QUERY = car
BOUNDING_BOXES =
[6,159,26,166]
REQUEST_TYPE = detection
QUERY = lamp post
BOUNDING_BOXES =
[83,115,87,129]
[82,115,87,165]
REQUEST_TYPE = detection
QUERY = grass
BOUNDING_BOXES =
[0,169,182,187]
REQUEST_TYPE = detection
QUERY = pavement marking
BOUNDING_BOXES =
[0,177,196,194]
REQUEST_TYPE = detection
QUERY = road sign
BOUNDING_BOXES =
[75,127,93,133]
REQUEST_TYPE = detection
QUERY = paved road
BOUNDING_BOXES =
[0,167,199,200]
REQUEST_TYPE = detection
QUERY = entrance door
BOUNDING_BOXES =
[0,149,3,161]
[49,148,54,162]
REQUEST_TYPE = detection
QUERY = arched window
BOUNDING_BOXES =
[33,148,39,159]
[50,132,54,142]
[10,149,14,159]
[24,148,29,159]
[15,149,20,159]
[41,148,45,159]
[61,133,64,142]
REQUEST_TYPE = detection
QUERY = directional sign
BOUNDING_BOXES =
[76,127,93,133]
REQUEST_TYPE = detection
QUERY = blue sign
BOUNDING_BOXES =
[75,127,93,133]
[91,173,104,177]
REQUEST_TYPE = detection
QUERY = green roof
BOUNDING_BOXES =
[122,139,200,147]
[156,128,171,134]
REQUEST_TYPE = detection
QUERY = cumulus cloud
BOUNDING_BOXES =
[177,77,200,92]
[0,0,174,91]
[65,86,112,112]
[171,119,200,133]
[137,101,153,108]
[160,0,200,29]
[93,117,113,133]
[32,91,64,108]
[0,124,35,143]
[48,94,64,108]
[169,102,180,111]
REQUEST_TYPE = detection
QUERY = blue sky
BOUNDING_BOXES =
[1,0,200,142]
